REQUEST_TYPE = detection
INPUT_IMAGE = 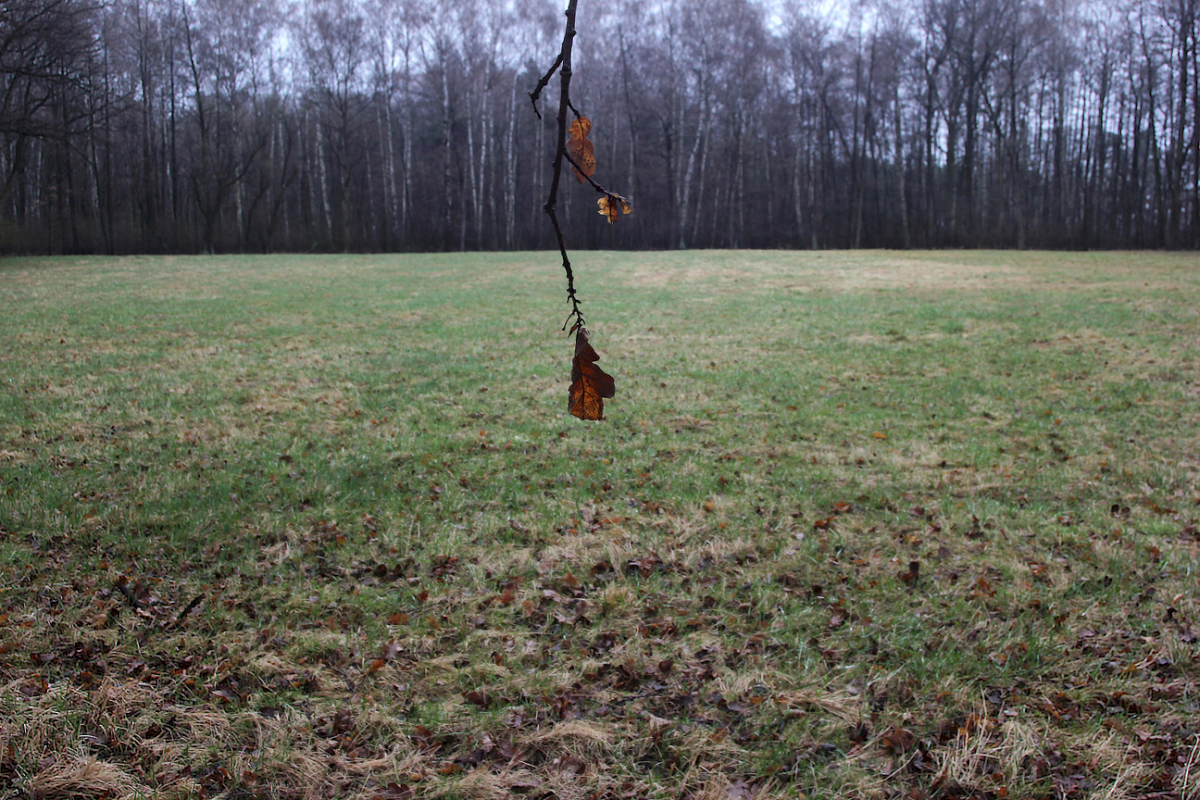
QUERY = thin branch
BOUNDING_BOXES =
[541,0,584,331]
[547,206,583,330]
[172,594,205,628]
[114,577,143,612]
[534,1,630,334]
[528,53,563,120]
[562,150,627,199]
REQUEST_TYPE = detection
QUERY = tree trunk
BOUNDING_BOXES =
[440,56,453,252]
[379,99,395,250]
[466,84,479,250]
[893,85,910,249]
[505,74,517,250]
[317,118,332,246]
[678,97,706,250]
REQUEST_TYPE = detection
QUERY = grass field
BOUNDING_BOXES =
[1,250,1199,800]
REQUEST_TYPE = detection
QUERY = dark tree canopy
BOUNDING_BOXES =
[2,0,1199,255]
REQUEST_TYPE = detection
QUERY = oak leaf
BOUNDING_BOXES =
[568,117,596,182]
[569,326,615,420]
[597,193,632,224]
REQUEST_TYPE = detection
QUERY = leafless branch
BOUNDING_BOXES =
[528,53,563,120]
[538,0,585,330]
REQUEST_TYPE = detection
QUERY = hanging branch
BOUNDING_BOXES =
[563,151,632,224]
[530,0,630,421]
[531,0,585,331]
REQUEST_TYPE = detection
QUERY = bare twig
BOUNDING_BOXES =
[562,150,626,200]
[114,577,143,612]
[172,594,205,628]
[540,0,585,331]
[534,1,631,336]
[528,53,563,120]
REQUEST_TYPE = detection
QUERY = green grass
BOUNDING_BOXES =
[1,250,1199,800]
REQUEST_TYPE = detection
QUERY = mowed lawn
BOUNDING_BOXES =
[1,250,1198,800]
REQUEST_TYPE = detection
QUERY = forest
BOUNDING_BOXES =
[2,0,1198,255]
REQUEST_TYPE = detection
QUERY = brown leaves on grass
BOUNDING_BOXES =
[811,500,854,530]
[11,432,1200,800]
[569,326,615,420]
[568,117,595,183]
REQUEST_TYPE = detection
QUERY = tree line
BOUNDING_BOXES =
[2,0,1198,255]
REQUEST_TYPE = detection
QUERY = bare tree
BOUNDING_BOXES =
[299,0,369,252]
[2,0,1198,253]
[180,0,277,251]
[0,0,98,228]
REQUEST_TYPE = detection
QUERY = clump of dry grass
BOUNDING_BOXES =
[27,757,141,800]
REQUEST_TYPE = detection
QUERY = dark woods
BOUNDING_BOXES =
[2,0,1199,255]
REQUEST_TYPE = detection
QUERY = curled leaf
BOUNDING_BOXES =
[569,326,615,420]
[597,193,632,224]
[568,117,591,141]
[568,117,596,182]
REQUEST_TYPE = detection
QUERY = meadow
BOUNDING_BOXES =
[0,250,1198,800]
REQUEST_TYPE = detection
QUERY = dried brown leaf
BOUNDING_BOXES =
[569,326,615,420]
[597,193,632,224]
[568,117,596,182]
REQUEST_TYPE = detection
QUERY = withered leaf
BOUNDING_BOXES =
[568,117,596,182]
[880,726,915,753]
[463,689,491,708]
[597,193,632,224]
[568,116,591,142]
[569,326,615,420]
